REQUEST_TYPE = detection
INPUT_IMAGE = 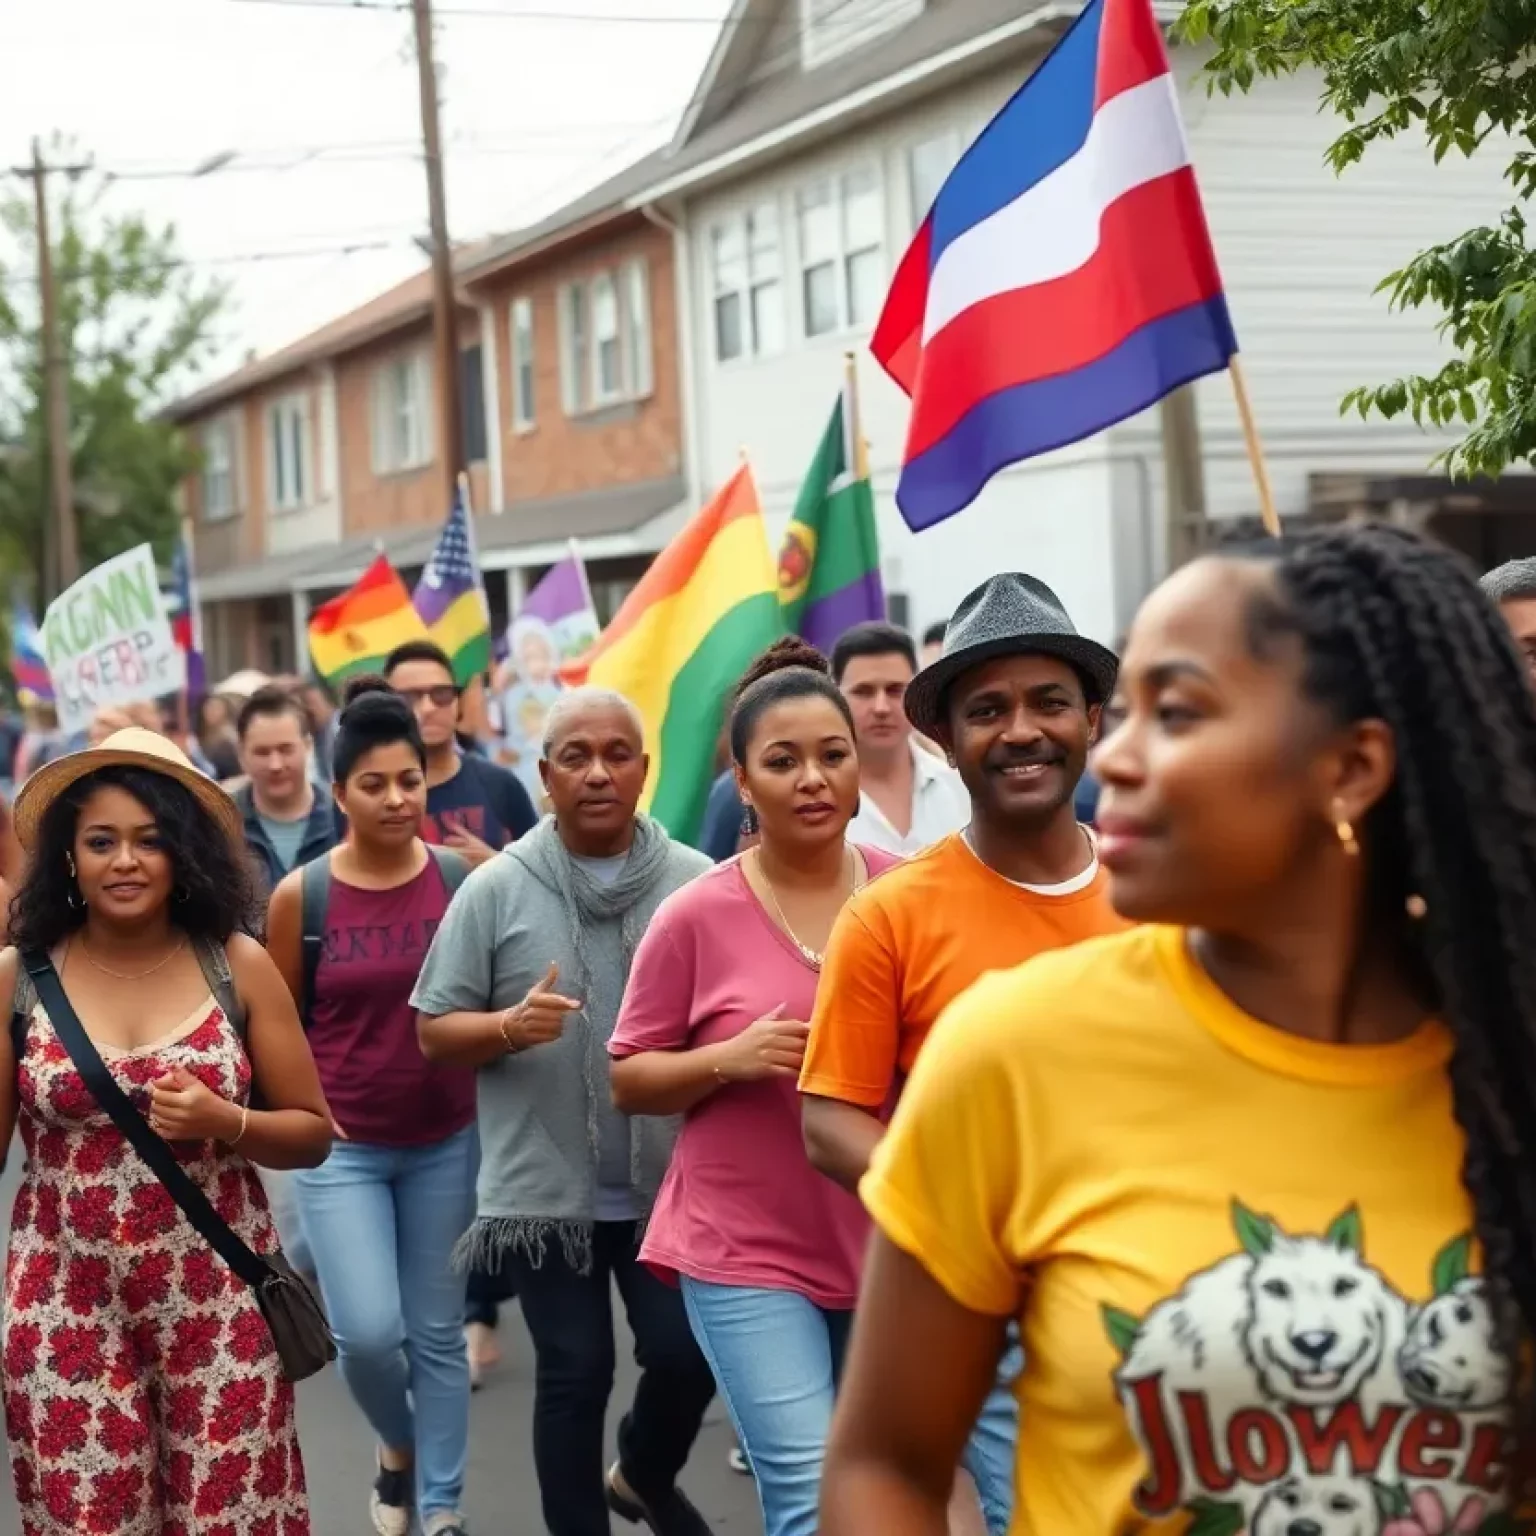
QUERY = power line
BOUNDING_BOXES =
[2,238,409,286]
[225,0,733,20]
[93,120,674,179]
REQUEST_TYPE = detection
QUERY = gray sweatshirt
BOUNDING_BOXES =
[411,814,709,1273]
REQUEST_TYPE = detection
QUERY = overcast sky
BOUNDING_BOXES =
[3,0,731,379]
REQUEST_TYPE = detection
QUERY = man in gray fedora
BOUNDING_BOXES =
[800,572,1127,1534]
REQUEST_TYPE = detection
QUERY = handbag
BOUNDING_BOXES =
[22,949,336,1383]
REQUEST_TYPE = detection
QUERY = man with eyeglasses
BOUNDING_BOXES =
[383,641,539,869]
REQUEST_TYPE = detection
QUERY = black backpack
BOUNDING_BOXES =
[298,845,470,1026]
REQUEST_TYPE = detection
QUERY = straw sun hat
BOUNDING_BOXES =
[12,727,245,856]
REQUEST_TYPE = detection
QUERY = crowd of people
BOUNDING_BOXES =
[1,531,1536,1536]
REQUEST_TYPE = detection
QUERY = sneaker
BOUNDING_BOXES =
[727,1445,751,1476]
[423,1514,470,1536]
[606,1462,713,1536]
[369,1457,413,1536]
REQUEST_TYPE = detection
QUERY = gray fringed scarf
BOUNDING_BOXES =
[452,814,709,1275]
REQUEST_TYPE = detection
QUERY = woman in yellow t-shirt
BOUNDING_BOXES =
[823,524,1536,1535]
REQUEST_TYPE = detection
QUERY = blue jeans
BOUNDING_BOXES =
[295,1125,478,1519]
[963,1332,1021,1534]
[679,1277,853,1536]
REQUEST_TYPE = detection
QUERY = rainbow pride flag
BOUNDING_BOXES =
[308,554,429,685]
[565,466,782,842]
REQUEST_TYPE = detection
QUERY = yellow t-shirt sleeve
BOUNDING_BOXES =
[860,969,1033,1318]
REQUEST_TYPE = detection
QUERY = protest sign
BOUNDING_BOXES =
[41,544,185,733]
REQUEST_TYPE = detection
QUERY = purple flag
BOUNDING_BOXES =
[512,545,599,664]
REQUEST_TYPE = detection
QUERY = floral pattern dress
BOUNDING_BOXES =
[2,994,310,1535]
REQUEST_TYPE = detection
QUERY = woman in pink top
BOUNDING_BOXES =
[610,638,897,1536]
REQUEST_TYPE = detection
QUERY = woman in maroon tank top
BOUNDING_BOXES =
[266,679,478,1536]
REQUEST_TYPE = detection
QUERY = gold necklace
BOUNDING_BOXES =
[79,936,187,982]
[754,846,857,970]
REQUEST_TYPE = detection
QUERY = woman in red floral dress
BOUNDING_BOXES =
[0,728,333,1535]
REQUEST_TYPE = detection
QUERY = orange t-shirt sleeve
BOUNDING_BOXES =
[799,901,903,1110]
[861,970,1028,1318]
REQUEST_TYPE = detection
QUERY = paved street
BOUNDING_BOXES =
[0,1154,762,1535]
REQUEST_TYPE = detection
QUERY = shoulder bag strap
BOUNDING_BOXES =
[21,950,269,1291]
[299,855,332,1025]
[426,844,471,897]
[191,935,246,1041]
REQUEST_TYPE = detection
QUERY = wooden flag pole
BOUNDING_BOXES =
[1228,356,1280,538]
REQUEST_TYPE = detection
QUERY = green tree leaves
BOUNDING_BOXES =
[0,137,228,599]
[1176,0,1536,477]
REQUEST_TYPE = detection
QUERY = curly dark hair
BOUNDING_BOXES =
[8,765,259,953]
[729,636,854,764]
[1236,522,1536,1452]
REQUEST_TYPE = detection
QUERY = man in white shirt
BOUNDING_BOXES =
[832,621,971,856]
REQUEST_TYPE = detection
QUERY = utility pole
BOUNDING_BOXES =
[1158,384,1208,571]
[25,139,80,596]
[411,0,463,512]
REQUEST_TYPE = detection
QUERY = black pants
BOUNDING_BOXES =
[464,1255,517,1327]
[508,1220,717,1536]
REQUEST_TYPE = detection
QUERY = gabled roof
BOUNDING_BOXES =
[633,0,1182,205]
[456,147,672,284]
[634,0,1068,203]
[166,268,444,423]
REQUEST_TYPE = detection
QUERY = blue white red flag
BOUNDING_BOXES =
[166,538,206,697]
[8,597,53,701]
[872,0,1237,530]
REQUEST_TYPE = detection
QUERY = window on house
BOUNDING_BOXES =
[201,418,237,522]
[266,393,311,512]
[510,295,535,429]
[592,273,622,404]
[558,261,654,415]
[460,345,487,466]
[801,0,924,70]
[797,167,885,337]
[842,166,885,327]
[908,130,958,230]
[370,352,432,474]
[711,222,746,363]
[625,259,653,397]
[710,203,784,363]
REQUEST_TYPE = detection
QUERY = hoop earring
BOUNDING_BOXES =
[67,883,83,911]
[66,853,76,877]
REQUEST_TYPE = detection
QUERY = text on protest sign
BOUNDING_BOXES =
[42,544,185,733]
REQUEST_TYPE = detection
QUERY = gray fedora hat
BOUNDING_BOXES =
[905,573,1119,739]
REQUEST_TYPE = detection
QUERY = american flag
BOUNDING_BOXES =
[413,490,480,626]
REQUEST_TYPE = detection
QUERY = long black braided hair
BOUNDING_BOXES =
[1235,521,1536,1448]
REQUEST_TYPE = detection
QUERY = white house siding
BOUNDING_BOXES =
[683,57,1127,644]
[683,42,1514,645]
[1112,59,1513,554]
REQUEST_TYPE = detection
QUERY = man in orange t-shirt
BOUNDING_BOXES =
[800,572,1127,1535]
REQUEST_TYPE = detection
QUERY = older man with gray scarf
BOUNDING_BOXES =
[414,687,716,1536]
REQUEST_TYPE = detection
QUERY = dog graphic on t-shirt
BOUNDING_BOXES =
[1102,1203,1511,1533]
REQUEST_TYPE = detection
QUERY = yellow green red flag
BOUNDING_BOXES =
[308,553,429,685]
[565,465,783,842]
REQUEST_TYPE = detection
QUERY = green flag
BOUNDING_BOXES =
[777,379,885,653]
